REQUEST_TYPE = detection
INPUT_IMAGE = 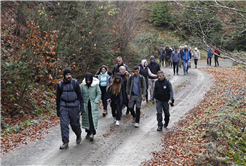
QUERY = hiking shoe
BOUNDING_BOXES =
[157,126,162,131]
[113,117,116,123]
[86,133,90,139]
[116,120,120,126]
[103,109,108,117]
[60,141,68,149]
[89,134,94,142]
[134,123,139,128]
[76,135,81,144]
[132,117,135,123]
[126,110,129,115]
[184,73,186,75]
[177,73,179,75]
[164,124,168,128]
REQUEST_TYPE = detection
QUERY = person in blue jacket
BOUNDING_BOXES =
[182,45,192,75]
[207,48,213,66]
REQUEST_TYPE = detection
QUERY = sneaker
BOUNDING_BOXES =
[177,73,179,75]
[164,124,168,128]
[132,117,135,123]
[184,73,186,75]
[157,126,162,131]
[76,135,81,144]
[113,117,116,123]
[116,120,120,126]
[173,73,175,75]
[60,141,68,149]
[89,134,94,142]
[103,109,108,117]
[134,123,139,128]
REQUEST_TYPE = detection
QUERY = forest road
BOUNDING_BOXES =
[1,59,232,166]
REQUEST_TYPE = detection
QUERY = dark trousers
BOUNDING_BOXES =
[194,59,198,68]
[207,57,211,65]
[146,89,149,102]
[214,56,219,67]
[173,62,179,74]
[156,100,170,127]
[111,102,122,120]
[100,86,107,110]
[60,106,81,143]
[86,100,96,135]
[159,57,164,66]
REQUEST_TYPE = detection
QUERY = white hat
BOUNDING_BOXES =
[184,45,188,48]
[195,47,197,50]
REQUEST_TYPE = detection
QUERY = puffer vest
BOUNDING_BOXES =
[60,79,80,107]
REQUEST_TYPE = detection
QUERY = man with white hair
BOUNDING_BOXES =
[193,47,200,68]
[112,56,129,77]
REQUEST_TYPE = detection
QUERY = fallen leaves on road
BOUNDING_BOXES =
[142,67,246,165]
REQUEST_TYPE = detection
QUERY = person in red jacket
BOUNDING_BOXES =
[213,47,220,67]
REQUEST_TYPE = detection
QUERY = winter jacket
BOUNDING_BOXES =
[95,71,112,87]
[213,49,220,57]
[152,78,173,102]
[171,51,181,63]
[147,61,160,79]
[126,74,146,98]
[112,63,129,77]
[106,83,124,106]
[139,60,157,87]
[56,78,84,116]
[80,77,101,130]
[182,49,191,61]
[193,50,200,60]
[160,49,165,58]
[207,49,213,58]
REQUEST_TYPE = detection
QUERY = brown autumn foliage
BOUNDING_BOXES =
[142,67,246,165]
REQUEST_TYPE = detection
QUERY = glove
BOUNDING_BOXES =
[57,110,60,117]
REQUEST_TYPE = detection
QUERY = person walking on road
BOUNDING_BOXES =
[107,72,125,126]
[126,66,146,128]
[139,59,157,103]
[80,73,101,142]
[213,47,220,67]
[95,65,113,117]
[56,68,84,149]
[119,66,130,115]
[152,71,174,131]
[193,47,200,69]
[182,45,192,75]
[147,56,160,100]
[170,46,181,75]
[159,46,165,67]
[112,56,129,77]
[179,46,184,68]
[207,48,213,66]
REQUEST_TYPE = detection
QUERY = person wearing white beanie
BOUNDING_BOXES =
[193,47,200,68]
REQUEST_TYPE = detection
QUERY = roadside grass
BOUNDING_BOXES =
[142,67,246,165]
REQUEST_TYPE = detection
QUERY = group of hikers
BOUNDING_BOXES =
[158,45,220,75]
[56,56,173,149]
[56,45,221,149]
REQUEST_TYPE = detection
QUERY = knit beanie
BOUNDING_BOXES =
[63,68,71,77]
[150,56,155,60]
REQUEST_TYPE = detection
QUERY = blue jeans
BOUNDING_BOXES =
[183,60,189,74]
[156,100,170,127]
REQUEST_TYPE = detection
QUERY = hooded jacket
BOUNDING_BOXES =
[193,50,200,60]
[80,77,101,130]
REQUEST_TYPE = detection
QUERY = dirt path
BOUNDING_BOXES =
[1,59,232,166]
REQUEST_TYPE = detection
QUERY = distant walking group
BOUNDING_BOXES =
[56,56,174,149]
[207,47,220,67]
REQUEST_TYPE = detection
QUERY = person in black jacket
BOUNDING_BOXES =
[119,66,129,114]
[152,70,173,131]
[147,56,160,100]
[112,56,129,77]
[56,68,84,149]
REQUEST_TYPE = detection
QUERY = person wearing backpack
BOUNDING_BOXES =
[207,47,213,66]
[95,65,113,117]
[80,73,101,142]
[56,68,84,149]
[152,70,174,131]
[139,59,157,103]
[126,66,146,128]
[182,45,192,75]
[112,56,129,77]
[213,47,220,67]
